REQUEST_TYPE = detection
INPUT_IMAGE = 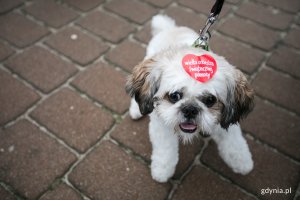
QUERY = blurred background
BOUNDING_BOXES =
[0,0,299,199]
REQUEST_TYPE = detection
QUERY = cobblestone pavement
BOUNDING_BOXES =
[0,0,299,199]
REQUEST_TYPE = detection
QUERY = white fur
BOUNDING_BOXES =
[129,15,253,182]
[149,114,179,182]
[129,98,142,120]
[211,124,253,174]
[151,15,176,36]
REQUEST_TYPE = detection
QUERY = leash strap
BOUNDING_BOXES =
[192,0,225,50]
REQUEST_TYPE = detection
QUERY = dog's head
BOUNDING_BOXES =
[126,47,254,142]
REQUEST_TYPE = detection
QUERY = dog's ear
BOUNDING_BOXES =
[125,58,161,115]
[220,69,254,129]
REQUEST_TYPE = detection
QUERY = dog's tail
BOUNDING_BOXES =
[151,15,176,36]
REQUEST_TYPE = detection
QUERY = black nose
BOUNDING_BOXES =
[182,105,199,119]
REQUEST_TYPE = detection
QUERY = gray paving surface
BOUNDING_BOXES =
[0,0,300,199]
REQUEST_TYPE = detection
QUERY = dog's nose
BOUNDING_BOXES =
[182,105,199,119]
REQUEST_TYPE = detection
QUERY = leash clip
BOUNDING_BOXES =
[192,15,216,50]
[201,14,218,37]
[192,0,224,50]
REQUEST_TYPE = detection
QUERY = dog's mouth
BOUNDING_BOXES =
[179,122,197,133]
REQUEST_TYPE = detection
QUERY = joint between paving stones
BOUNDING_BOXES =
[244,132,300,165]
[0,181,25,200]
[1,0,299,199]
[201,160,261,199]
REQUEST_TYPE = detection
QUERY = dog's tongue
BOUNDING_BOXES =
[179,122,197,133]
[180,123,197,130]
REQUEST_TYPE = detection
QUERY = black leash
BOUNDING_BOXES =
[192,0,225,50]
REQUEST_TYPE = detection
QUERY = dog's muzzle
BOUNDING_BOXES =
[179,105,200,133]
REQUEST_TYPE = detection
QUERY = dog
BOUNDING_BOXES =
[125,15,254,183]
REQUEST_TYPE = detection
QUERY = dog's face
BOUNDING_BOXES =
[126,47,254,142]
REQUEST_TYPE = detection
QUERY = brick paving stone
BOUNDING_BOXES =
[111,116,152,159]
[242,98,300,160]
[69,141,170,200]
[201,139,300,200]
[0,70,40,125]
[226,0,241,4]
[25,0,78,28]
[0,186,15,200]
[64,0,104,11]
[30,88,114,153]
[45,27,108,65]
[173,165,255,200]
[106,40,145,72]
[40,183,82,200]
[134,23,152,44]
[0,0,298,199]
[177,0,231,18]
[134,7,207,44]
[253,68,300,114]
[0,13,48,48]
[267,45,300,79]
[256,0,300,13]
[72,62,130,114]
[0,42,14,61]
[0,0,23,14]
[284,27,300,49]
[5,46,77,93]
[144,0,172,8]
[236,1,293,30]
[296,17,300,25]
[104,0,157,24]
[175,140,203,179]
[111,115,204,179]
[219,17,280,51]
[0,120,76,199]
[165,6,207,32]
[77,11,135,43]
[210,34,265,74]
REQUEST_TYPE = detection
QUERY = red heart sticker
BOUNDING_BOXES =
[182,54,217,83]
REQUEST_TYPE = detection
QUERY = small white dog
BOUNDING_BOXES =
[126,15,254,183]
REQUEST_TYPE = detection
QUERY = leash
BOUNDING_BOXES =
[192,0,225,51]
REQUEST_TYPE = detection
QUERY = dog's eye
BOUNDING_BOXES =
[202,95,216,108]
[168,92,182,103]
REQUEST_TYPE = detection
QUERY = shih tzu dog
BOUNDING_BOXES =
[126,15,254,183]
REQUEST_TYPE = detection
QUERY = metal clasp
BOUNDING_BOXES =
[192,14,218,50]
[192,0,224,50]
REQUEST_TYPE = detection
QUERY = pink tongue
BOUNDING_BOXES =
[180,123,197,130]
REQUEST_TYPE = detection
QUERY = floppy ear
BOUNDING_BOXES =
[220,69,254,129]
[125,58,161,115]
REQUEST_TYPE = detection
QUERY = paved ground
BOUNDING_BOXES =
[0,0,299,199]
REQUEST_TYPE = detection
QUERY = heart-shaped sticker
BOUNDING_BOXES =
[182,54,217,83]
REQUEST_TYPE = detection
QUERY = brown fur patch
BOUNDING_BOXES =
[208,100,224,121]
[125,58,161,115]
[220,69,254,129]
[162,93,169,102]
[126,59,154,97]
[234,69,255,116]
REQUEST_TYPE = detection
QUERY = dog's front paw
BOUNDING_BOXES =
[219,147,253,175]
[151,162,175,183]
[232,158,253,175]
